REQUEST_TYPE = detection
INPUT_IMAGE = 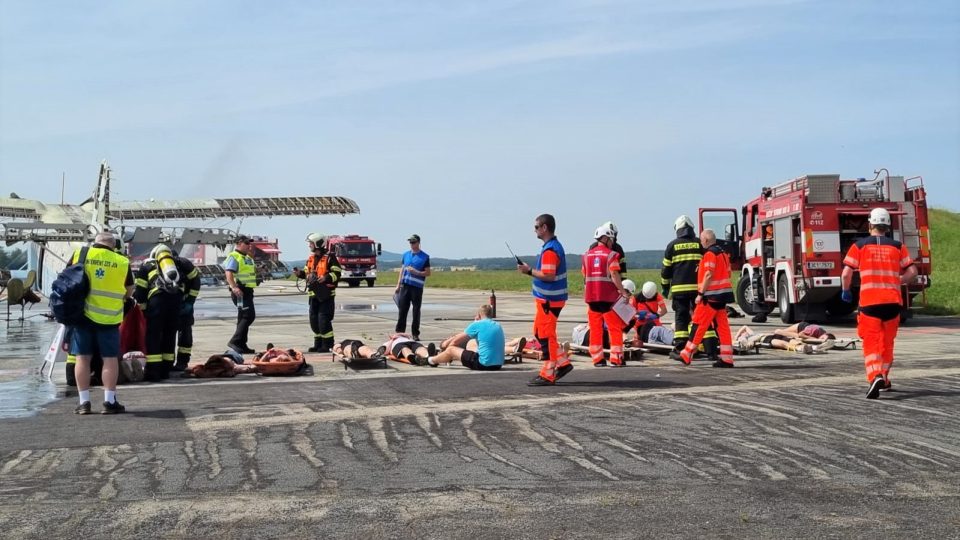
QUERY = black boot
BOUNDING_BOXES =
[308,337,323,353]
[161,360,173,380]
[172,354,190,372]
[320,336,335,353]
[144,362,164,382]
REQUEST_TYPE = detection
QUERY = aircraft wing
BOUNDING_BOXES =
[0,199,43,220]
[110,196,360,221]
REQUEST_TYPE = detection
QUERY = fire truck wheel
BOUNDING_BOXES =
[347,279,360,287]
[825,295,856,318]
[778,276,796,324]
[366,279,375,287]
[735,277,756,316]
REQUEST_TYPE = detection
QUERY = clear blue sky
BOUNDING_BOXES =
[1,0,957,259]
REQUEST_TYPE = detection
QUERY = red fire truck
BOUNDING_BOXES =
[700,170,932,323]
[326,234,381,287]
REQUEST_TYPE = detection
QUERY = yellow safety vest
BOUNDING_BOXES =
[228,251,258,288]
[73,246,129,325]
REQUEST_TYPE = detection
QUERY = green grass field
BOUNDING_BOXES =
[425,207,960,315]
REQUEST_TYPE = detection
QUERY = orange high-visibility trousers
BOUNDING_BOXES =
[534,301,569,382]
[587,307,625,366]
[857,311,900,383]
[681,302,733,365]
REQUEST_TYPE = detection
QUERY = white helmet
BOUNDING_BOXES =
[306,232,326,244]
[674,215,694,231]
[150,244,172,260]
[622,279,636,295]
[601,221,618,238]
[868,208,891,227]
[641,281,658,299]
[594,224,616,241]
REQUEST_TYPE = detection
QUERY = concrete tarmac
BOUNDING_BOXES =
[1,285,959,538]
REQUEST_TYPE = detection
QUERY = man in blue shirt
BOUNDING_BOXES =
[426,305,505,370]
[394,234,431,340]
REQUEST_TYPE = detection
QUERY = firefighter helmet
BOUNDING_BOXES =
[306,232,326,244]
[674,215,694,231]
[622,279,636,295]
[594,224,616,241]
[601,221,618,238]
[868,208,891,227]
[641,281,658,299]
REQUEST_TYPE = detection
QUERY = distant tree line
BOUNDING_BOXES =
[370,250,665,271]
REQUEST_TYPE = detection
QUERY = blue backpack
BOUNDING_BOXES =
[49,247,90,326]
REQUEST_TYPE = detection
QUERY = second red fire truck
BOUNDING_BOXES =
[700,170,932,323]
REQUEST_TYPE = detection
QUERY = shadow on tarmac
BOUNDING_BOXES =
[558,379,689,390]
[131,409,186,420]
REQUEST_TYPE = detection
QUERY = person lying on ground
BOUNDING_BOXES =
[332,339,385,360]
[426,305,505,370]
[734,325,834,354]
[634,321,675,347]
[384,332,435,366]
[771,322,836,347]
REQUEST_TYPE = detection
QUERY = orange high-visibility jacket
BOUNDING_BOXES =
[843,236,914,306]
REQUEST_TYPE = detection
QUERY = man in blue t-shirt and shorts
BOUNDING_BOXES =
[426,305,505,370]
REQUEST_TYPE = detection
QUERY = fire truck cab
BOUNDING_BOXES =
[700,170,931,323]
[326,234,381,287]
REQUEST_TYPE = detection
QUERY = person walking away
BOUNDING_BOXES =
[841,207,917,399]
[225,235,258,354]
[70,231,134,414]
[582,224,631,367]
[675,229,736,367]
[135,244,194,381]
[661,215,703,352]
[171,249,201,371]
[395,234,431,340]
[295,233,342,352]
[519,214,572,386]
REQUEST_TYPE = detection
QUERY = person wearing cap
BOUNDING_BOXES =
[68,230,134,415]
[660,215,704,353]
[224,235,259,354]
[134,243,201,380]
[841,207,918,399]
[395,234,431,341]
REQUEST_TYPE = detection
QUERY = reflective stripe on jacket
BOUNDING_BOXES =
[532,237,568,302]
[661,229,703,295]
[582,244,620,304]
[843,236,914,307]
[699,245,734,304]
[74,246,128,325]
[228,250,258,288]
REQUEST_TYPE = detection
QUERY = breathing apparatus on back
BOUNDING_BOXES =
[149,244,180,293]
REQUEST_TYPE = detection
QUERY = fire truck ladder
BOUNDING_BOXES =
[110,196,360,221]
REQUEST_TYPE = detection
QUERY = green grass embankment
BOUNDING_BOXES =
[923,208,959,315]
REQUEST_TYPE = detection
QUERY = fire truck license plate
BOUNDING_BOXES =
[806,261,835,269]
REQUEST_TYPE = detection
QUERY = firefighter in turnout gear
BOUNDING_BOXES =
[660,215,713,352]
[582,224,631,367]
[294,233,342,352]
[170,249,201,371]
[135,244,193,381]
[675,229,736,367]
[841,207,918,399]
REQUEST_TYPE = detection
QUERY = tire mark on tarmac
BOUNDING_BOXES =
[461,414,532,474]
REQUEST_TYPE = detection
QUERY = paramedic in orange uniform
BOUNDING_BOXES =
[519,214,572,386]
[678,229,735,367]
[841,208,918,399]
[582,224,631,367]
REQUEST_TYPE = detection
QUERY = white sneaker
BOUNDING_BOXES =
[814,338,835,352]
